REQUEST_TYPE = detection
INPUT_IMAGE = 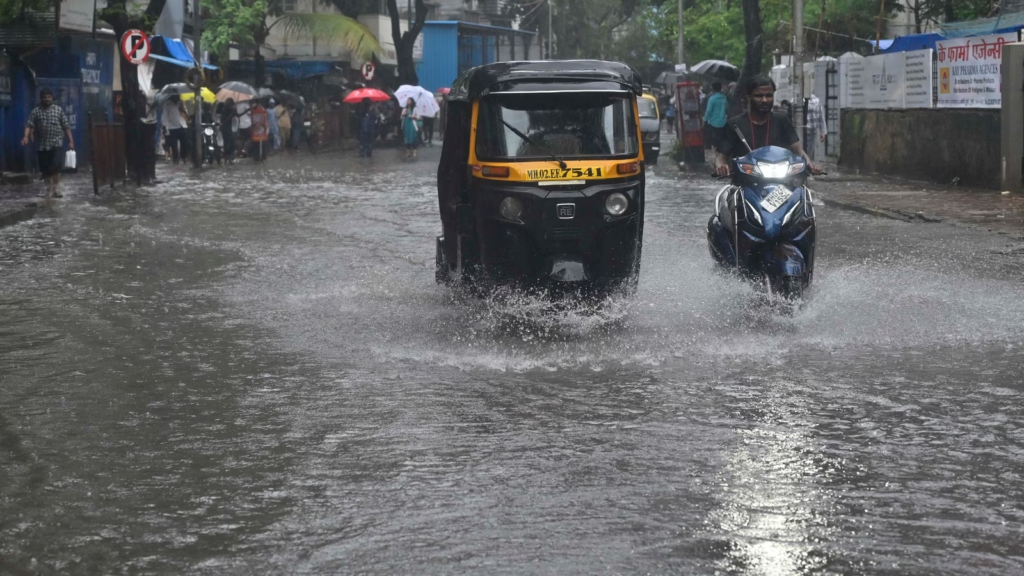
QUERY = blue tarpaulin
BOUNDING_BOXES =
[231,59,335,80]
[152,36,218,69]
[882,33,945,53]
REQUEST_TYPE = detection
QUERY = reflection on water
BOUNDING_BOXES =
[1,153,1024,574]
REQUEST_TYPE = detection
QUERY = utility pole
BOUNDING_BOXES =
[547,0,553,59]
[192,0,202,170]
[677,0,685,67]
[792,0,804,134]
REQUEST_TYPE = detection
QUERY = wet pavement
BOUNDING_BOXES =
[2,146,1024,575]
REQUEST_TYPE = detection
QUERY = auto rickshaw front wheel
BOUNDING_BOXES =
[435,236,449,285]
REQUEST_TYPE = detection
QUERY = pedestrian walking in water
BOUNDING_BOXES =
[266,98,280,151]
[290,104,304,151]
[21,88,74,198]
[422,108,436,146]
[219,98,237,163]
[275,101,291,149]
[401,98,419,158]
[162,94,190,164]
[236,100,252,158]
[358,98,376,157]
[806,93,827,161]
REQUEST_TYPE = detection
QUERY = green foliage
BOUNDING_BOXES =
[276,12,381,60]
[609,0,924,74]
[0,0,52,25]
[202,0,268,55]
[201,0,380,61]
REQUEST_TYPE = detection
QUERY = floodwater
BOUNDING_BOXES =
[2,144,1024,575]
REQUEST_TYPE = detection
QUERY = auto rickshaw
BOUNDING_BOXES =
[639,92,661,164]
[435,60,647,294]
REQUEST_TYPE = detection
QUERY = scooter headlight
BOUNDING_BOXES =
[499,196,523,220]
[738,163,759,175]
[756,161,790,179]
[204,127,214,136]
[788,162,806,176]
[605,192,628,216]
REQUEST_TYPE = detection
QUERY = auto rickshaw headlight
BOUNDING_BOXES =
[605,193,628,216]
[500,196,524,220]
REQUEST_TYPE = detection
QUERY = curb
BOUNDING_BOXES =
[819,195,943,224]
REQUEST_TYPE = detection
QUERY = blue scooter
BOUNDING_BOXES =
[707,143,817,304]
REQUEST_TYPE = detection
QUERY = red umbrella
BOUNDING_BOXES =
[343,88,390,103]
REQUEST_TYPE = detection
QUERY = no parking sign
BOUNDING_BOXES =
[120,29,150,65]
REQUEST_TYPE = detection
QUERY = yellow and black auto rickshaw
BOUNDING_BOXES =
[435,60,647,294]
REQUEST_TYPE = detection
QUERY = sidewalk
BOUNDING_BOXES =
[811,164,1024,238]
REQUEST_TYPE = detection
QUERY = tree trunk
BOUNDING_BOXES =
[731,0,764,114]
[100,0,152,182]
[253,28,268,88]
[387,0,427,86]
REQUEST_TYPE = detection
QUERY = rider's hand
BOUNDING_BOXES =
[714,163,731,177]
[808,161,821,175]
[20,136,30,146]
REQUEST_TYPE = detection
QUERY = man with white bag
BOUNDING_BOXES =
[21,88,74,198]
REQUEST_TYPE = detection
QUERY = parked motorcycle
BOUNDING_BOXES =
[706,144,817,306]
[201,123,220,165]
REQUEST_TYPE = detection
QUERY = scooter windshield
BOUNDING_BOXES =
[476,92,639,161]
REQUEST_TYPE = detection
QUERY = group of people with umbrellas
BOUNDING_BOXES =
[344,84,443,158]
[153,79,446,163]
[154,80,308,164]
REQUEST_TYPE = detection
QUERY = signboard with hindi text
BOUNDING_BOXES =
[936,32,1015,108]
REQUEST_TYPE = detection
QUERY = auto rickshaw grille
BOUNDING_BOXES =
[550,226,582,240]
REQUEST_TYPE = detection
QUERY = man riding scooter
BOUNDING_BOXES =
[714,76,819,176]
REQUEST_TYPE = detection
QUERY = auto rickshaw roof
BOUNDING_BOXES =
[447,60,643,102]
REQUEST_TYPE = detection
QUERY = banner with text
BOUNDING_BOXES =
[936,32,1015,108]
[846,49,932,109]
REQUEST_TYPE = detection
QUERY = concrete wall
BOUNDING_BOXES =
[840,109,1001,189]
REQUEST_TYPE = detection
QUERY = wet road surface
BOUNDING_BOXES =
[2,146,1024,575]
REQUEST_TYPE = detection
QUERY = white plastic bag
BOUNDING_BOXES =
[64,150,76,170]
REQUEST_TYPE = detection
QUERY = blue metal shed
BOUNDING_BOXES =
[416,21,537,93]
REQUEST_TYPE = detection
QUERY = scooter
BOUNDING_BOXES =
[706,143,817,305]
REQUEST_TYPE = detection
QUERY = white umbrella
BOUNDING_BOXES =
[395,84,440,117]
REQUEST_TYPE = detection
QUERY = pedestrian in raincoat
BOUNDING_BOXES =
[358,98,376,157]
[266,98,281,151]
[275,102,291,147]
[401,97,419,158]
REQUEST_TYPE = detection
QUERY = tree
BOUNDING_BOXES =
[98,0,166,181]
[385,0,427,85]
[202,0,382,87]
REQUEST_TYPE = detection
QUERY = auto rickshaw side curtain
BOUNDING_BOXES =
[437,100,473,265]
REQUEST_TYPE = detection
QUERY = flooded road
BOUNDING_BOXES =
[2,146,1024,575]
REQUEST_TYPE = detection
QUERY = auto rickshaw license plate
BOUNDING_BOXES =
[760,187,792,213]
[525,167,604,180]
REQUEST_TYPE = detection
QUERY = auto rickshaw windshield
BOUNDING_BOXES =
[638,98,658,118]
[476,92,639,160]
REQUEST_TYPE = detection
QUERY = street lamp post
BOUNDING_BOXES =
[677,0,685,67]
[193,0,202,170]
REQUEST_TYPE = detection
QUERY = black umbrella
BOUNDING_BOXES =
[691,59,740,82]
[155,82,191,103]
[274,90,304,107]
[218,81,258,96]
